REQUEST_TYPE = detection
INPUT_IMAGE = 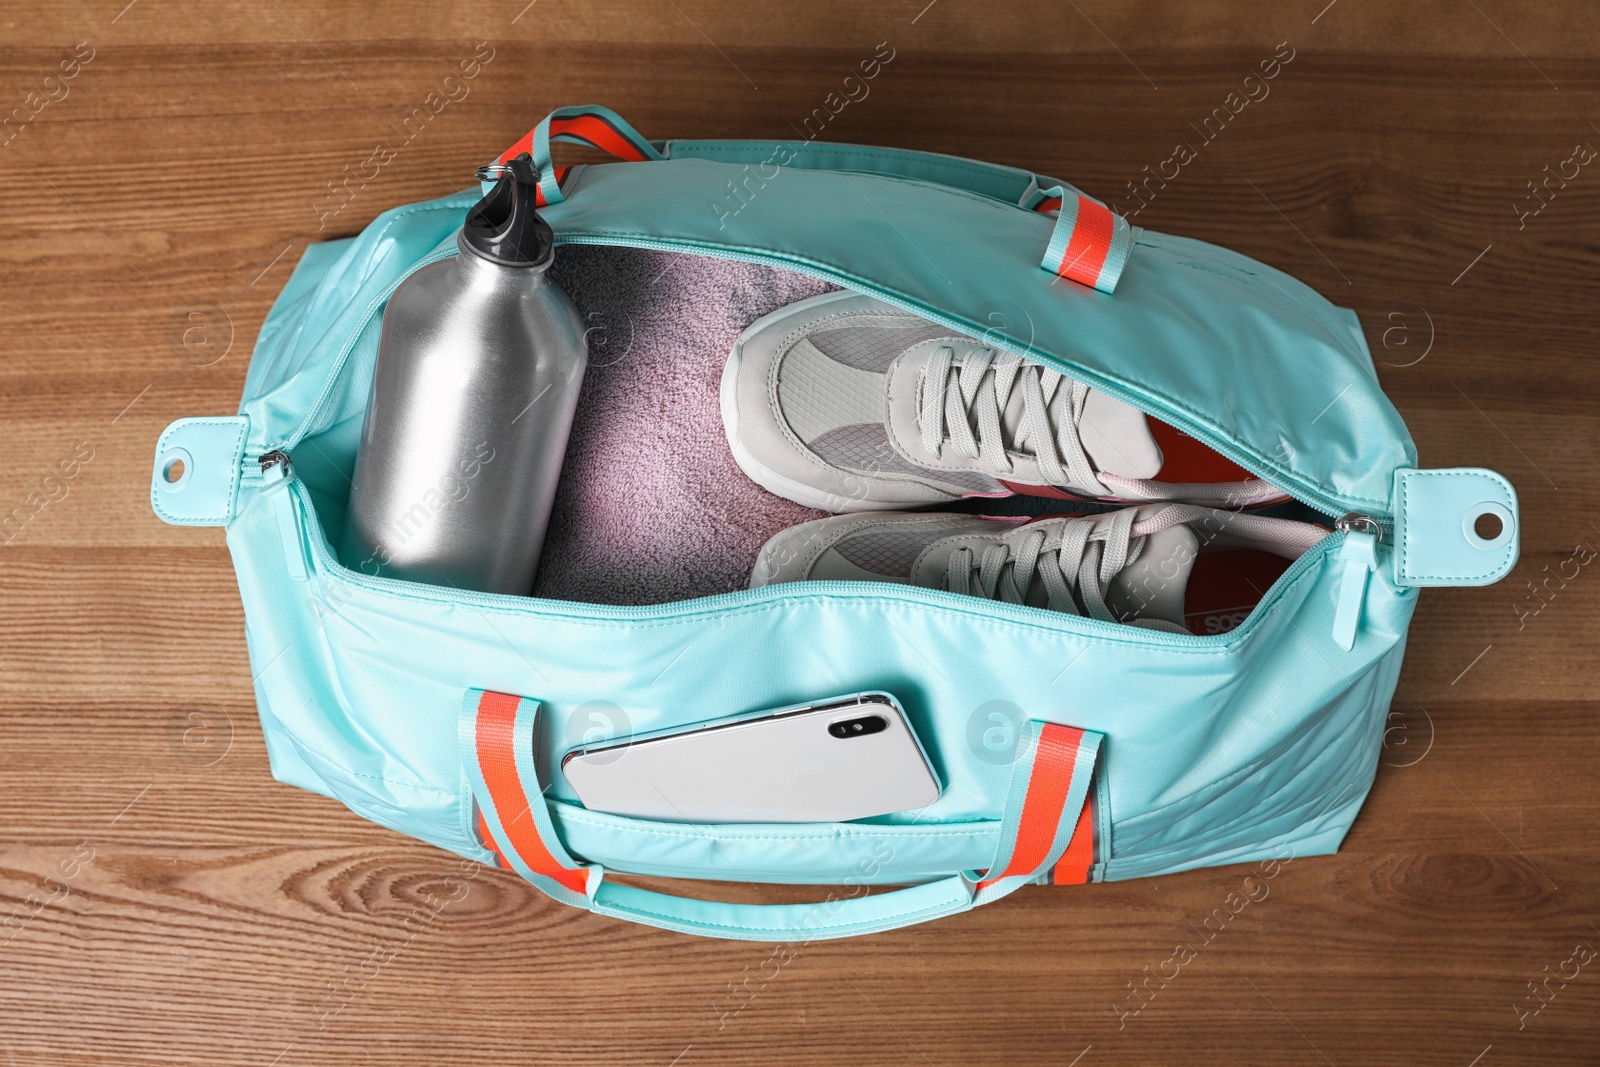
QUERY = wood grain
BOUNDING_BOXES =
[2,2,1598,1064]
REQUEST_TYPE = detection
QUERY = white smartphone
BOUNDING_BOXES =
[560,693,941,823]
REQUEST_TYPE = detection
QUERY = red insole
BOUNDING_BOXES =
[1183,549,1292,636]
[1148,416,1255,483]
[999,416,1254,500]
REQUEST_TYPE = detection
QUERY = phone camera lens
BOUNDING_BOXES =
[829,714,887,739]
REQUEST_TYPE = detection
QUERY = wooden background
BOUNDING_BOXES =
[2,1,1597,1063]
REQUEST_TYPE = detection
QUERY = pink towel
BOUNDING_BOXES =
[533,246,836,605]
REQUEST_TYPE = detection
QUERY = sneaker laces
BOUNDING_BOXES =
[919,345,1103,493]
[938,508,1145,621]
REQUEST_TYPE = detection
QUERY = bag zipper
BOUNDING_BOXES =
[261,231,1396,526]
[1331,512,1380,650]
[249,235,1393,646]
[253,462,1353,647]
[269,244,460,462]
[554,234,1398,525]
[259,450,307,582]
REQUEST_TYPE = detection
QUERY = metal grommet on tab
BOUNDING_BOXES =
[157,447,193,493]
[1463,501,1513,552]
[149,416,249,527]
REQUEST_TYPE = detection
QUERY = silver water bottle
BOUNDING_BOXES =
[341,155,587,594]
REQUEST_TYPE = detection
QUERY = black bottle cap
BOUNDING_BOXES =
[461,153,553,267]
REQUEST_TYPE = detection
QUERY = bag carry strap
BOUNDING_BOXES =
[664,139,1067,206]
[496,104,664,207]
[973,721,1102,902]
[493,105,1132,293]
[463,688,1104,941]
[1023,184,1134,294]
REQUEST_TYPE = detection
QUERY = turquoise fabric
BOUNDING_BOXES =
[663,138,1059,205]
[1392,468,1519,586]
[150,416,247,526]
[463,688,1105,940]
[153,123,1520,940]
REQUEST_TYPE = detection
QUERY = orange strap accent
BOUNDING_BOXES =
[1052,792,1096,885]
[1054,198,1114,287]
[473,691,587,894]
[979,723,1086,889]
[530,166,570,208]
[547,114,654,161]
[1033,187,1131,293]
[500,114,655,166]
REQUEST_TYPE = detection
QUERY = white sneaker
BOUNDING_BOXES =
[750,504,1327,634]
[722,290,1286,513]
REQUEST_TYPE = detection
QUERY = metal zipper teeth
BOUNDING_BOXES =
[270,244,462,463]
[287,476,1342,646]
[265,233,1393,524]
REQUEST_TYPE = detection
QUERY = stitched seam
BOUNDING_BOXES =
[287,462,1329,651]
[1092,765,1113,882]
[293,511,1329,654]
[151,418,245,525]
[603,894,964,934]
[290,737,461,801]
[671,141,1031,186]
[575,158,1032,219]
[306,523,1327,648]
[278,190,1390,512]
[1398,469,1514,582]
[299,482,1260,647]
[278,200,476,449]
[555,808,1001,842]
[303,582,1247,654]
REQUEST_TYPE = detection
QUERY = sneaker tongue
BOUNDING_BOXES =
[1105,524,1200,628]
[995,372,1163,480]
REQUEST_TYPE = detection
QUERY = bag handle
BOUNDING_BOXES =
[494,104,664,207]
[492,105,1132,293]
[1022,184,1134,294]
[664,138,1058,204]
[463,688,1104,941]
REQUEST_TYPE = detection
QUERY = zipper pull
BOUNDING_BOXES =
[260,451,308,582]
[1331,513,1380,651]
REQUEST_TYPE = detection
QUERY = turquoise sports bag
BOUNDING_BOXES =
[150,105,1519,941]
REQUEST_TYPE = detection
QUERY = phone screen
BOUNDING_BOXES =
[561,694,940,823]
